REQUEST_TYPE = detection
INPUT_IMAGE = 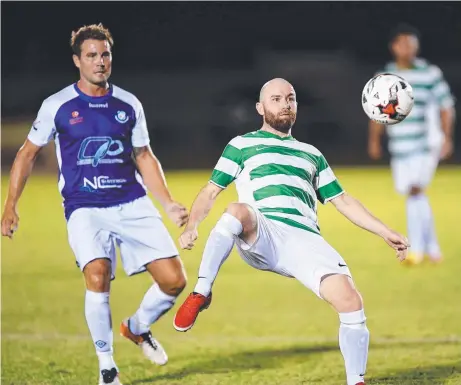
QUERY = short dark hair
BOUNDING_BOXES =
[389,23,420,43]
[70,23,114,57]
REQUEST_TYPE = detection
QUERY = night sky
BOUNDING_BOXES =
[2,2,461,75]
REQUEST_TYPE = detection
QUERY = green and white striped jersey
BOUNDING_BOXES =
[209,130,344,234]
[381,58,454,158]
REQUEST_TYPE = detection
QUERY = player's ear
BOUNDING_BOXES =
[72,54,81,69]
[256,102,264,116]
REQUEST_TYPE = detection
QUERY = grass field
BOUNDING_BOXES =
[2,168,461,385]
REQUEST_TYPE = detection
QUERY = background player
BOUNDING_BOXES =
[1,24,189,385]
[368,23,456,265]
[173,78,409,385]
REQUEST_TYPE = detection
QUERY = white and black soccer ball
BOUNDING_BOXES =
[362,73,414,125]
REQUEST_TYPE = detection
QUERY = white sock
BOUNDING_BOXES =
[194,213,243,296]
[129,283,177,335]
[339,309,369,385]
[85,291,116,371]
[406,195,425,255]
[418,195,441,256]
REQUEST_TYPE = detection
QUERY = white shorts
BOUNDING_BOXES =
[390,147,440,195]
[235,207,352,298]
[67,196,179,279]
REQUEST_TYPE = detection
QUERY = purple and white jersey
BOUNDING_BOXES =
[28,83,149,220]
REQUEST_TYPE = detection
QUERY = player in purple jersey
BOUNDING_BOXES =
[1,24,189,385]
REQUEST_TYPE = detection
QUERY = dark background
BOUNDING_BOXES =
[2,1,461,168]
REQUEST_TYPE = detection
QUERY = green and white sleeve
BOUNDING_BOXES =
[209,139,243,188]
[315,154,344,204]
[430,66,455,110]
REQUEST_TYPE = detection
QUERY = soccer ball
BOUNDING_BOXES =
[361,73,414,125]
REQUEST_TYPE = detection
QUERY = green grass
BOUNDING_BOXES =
[2,167,461,385]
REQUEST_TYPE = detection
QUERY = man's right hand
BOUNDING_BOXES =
[1,207,19,239]
[381,228,410,262]
[179,226,198,250]
[368,140,382,160]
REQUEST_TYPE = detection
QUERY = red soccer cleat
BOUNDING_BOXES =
[173,292,212,332]
[355,382,366,385]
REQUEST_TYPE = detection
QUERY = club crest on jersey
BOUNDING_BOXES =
[115,110,129,123]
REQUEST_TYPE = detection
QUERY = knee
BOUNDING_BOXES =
[157,271,187,297]
[409,186,423,196]
[336,290,364,314]
[224,203,256,235]
[225,203,249,221]
[83,260,111,292]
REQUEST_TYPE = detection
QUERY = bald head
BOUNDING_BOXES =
[256,78,297,134]
[259,78,295,102]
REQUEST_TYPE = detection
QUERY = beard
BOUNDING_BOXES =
[91,76,109,88]
[86,70,110,88]
[264,109,296,133]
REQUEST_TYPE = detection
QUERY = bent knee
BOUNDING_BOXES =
[225,203,251,220]
[157,272,187,297]
[225,203,257,233]
[336,291,364,313]
[409,185,423,196]
[83,259,111,291]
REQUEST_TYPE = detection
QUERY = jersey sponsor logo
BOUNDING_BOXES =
[89,102,109,108]
[77,136,124,167]
[80,175,127,192]
[115,110,129,123]
[70,111,83,125]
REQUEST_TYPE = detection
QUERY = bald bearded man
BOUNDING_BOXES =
[173,79,409,385]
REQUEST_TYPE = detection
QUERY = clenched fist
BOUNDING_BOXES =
[1,206,19,239]
[179,227,198,250]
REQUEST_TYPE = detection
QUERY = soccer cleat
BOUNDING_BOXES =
[355,382,366,385]
[98,368,122,385]
[120,319,168,365]
[402,252,423,266]
[173,292,212,332]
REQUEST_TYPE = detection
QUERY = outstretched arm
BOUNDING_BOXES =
[179,182,223,250]
[1,140,42,238]
[330,192,409,261]
[133,145,188,227]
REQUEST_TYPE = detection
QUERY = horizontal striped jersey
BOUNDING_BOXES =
[380,58,454,158]
[210,130,344,234]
